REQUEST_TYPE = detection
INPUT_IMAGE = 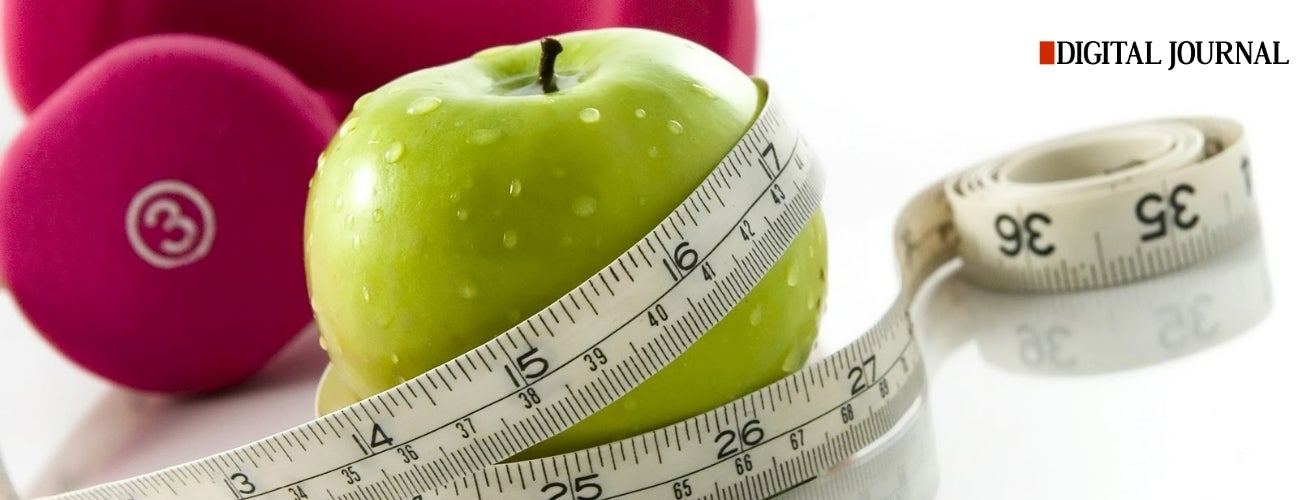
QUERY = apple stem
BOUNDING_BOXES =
[538,37,563,94]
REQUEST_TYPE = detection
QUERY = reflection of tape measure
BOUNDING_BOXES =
[21,94,1258,499]
[962,237,1270,375]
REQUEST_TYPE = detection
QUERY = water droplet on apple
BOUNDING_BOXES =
[406,96,443,115]
[469,129,503,145]
[372,209,384,221]
[318,335,328,351]
[362,286,372,302]
[450,191,462,203]
[384,142,405,162]
[634,108,647,119]
[352,235,361,249]
[508,179,523,197]
[456,208,470,221]
[344,214,355,228]
[390,353,400,364]
[316,153,326,169]
[458,283,479,299]
[807,294,817,310]
[307,177,314,189]
[333,196,343,209]
[749,305,763,326]
[647,146,660,158]
[691,83,717,99]
[339,117,359,137]
[572,196,597,217]
[666,120,684,134]
[786,267,800,286]
[579,107,601,123]
[502,230,519,249]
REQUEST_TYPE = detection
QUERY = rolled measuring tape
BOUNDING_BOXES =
[13,92,1258,499]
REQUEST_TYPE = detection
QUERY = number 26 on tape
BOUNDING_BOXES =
[714,419,765,459]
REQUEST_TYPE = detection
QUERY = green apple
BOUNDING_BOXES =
[305,27,827,459]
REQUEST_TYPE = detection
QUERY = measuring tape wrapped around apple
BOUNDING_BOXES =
[8,29,1258,500]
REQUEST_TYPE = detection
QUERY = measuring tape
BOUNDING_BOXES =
[15,91,1258,499]
[779,399,937,500]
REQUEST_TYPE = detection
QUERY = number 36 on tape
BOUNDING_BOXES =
[13,92,1258,500]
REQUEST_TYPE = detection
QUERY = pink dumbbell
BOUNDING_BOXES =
[4,0,758,116]
[0,1,758,393]
[0,35,335,392]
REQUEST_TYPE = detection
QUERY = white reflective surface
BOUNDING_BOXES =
[955,239,1270,377]
[910,240,1281,499]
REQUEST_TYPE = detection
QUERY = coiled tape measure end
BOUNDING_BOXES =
[947,117,1255,292]
[14,99,1258,499]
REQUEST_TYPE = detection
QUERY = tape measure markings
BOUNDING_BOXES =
[949,118,1253,292]
[384,103,818,492]
[421,117,1257,500]
[778,396,937,500]
[342,103,820,494]
[43,97,821,500]
[435,313,921,500]
[432,199,950,499]
[25,106,1259,500]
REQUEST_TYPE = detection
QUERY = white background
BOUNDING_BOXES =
[2,0,1296,498]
